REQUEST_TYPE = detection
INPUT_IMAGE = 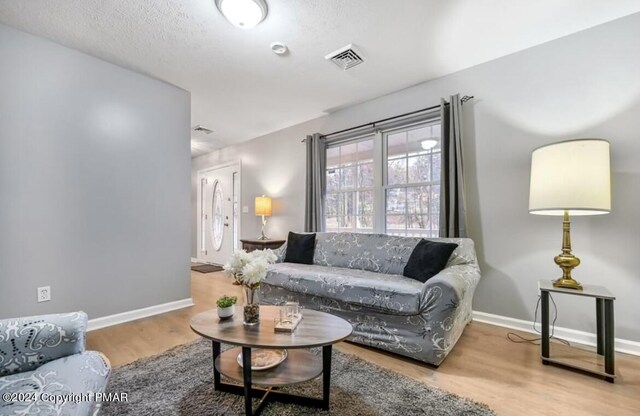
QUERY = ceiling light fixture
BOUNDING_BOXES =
[215,0,268,29]
[421,139,439,150]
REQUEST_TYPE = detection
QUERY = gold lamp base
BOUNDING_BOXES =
[551,211,583,291]
[553,277,583,290]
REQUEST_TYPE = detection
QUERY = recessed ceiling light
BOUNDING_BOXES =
[215,0,268,29]
[270,42,288,55]
[421,139,439,150]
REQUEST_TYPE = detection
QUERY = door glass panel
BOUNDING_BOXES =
[211,180,224,251]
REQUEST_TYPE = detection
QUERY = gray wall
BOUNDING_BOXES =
[0,24,192,319]
[192,13,640,342]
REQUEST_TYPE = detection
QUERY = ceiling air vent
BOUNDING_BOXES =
[192,125,214,135]
[325,44,364,70]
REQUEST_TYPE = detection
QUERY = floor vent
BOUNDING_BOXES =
[325,44,364,70]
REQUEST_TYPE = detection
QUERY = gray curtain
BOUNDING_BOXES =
[439,94,468,238]
[304,133,326,232]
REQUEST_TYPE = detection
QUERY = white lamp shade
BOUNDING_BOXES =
[529,139,611,216]
[255,196,272,216]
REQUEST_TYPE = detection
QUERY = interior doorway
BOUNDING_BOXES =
[197,162,241,265]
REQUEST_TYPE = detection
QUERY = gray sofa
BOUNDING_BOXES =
[261,232,481,366]
[0,312,111,416]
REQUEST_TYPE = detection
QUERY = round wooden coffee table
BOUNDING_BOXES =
[190,305,352,416]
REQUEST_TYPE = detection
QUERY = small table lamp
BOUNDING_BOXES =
[255,195,272,240]
[528,139,611,290]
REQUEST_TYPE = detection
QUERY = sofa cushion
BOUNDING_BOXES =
[311,233,477,274]
[313,232,422,274]
[265,263,423,314]
[0,351,111,416]
[403,239,458,282]
[284,232,316,264]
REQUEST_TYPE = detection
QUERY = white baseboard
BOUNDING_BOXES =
[472,310,640,357]
[190,257,199,263]
[87,298,194,331]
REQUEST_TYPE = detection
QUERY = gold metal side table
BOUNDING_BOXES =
[539,280,615,382]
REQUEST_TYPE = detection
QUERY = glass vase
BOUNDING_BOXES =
[243,286,260,326]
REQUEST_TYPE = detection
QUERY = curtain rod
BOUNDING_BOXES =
[315,95,474,140]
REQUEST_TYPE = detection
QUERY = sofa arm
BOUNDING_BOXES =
[422,264,481,308]
[0,312,88,376]
[419,264,481,360]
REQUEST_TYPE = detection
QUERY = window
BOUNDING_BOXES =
[325,138,374,232]
[323,117,441,236]
[385,123,441,237]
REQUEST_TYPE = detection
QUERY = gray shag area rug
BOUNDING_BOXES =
[102,339,494,416]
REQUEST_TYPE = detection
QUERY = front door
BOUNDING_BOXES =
[198,164,239,265]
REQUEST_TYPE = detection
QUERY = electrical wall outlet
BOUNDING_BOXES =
[37,286,51,302]
[242,206,249,213]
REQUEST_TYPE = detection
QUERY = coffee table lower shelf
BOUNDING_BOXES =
[212,342,333,416]
[215,347,323,386]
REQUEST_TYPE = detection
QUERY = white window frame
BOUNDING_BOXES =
[323,112,441,235]
[325,134,376,233]
[382,120,442,237]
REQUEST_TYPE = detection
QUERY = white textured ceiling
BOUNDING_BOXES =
[1,1,639,157]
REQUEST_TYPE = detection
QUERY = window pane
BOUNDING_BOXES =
[326,216,339,230]
[340,143,358,166]
[357,191,373,215]
[432,152,441,181]
[407,126,430,156]
[324,137,376,233]
[326,167,339,192]
[327,146,340,168]
[358,163,373,188]
[408,155,431,183]
[387,131,407,159]
[326,193,339,216]
[387,158,406,185]
[357,140,374,163]
[407,186,430,214]
[345,192,355,215]
[386,214,406,230]
[386,188,406,214]
[341,166,356,189]
[357,215,373,229]
[430,185,440,212]
[431,215,440,235]
[342,192,354,229]
[408,124,441,156]
[407,214,430,232]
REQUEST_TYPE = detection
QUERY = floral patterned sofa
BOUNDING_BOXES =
[0,312,111,415]
[261,232,481,366]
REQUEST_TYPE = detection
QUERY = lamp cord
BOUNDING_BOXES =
[507,293,571,346]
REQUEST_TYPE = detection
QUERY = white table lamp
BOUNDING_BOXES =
[255,195,272,240]
[529,139,611,290]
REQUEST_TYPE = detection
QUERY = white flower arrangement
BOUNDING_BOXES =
[223,249,277,289]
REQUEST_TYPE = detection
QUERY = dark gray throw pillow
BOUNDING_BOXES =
[283,232,316,264]
[403,239,458,283]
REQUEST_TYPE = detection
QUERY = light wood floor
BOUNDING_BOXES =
[87,271,640,415]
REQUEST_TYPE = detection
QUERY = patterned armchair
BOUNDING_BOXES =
[0,312,111,416]
[261,232,481,366]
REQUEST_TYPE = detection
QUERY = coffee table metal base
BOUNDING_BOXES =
[212,341,332,416]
